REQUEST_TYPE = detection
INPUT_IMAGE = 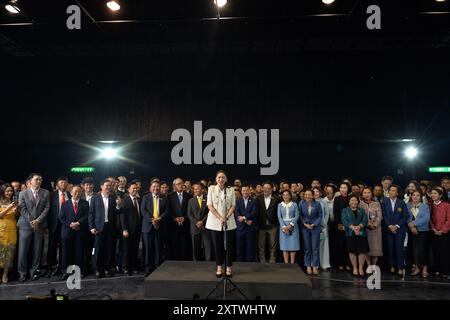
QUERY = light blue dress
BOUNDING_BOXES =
[277,202,300,251]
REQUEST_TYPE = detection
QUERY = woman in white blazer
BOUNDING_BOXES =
[206,170,236,277]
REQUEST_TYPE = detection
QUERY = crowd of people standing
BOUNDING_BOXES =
[0,173,449,283]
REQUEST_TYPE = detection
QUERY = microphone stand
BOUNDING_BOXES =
[206,186,248,300]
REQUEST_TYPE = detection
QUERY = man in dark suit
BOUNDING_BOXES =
[119,182,142,275]
[235,184,258,262]
[141,180,167,275]
[187,183,211,261]
[80,177,95,276]
[256,182,280,263]
[381,184,409,276]
[17,173,50,282]
[89,179,121,278]
[166,178,193,260]
[58,185,89,280]
[46,177,70,277]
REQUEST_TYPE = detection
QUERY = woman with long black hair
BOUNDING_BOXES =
[206,170,237,277]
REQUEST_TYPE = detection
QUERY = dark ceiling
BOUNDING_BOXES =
[0,0,449,56]
[0,0,449,144]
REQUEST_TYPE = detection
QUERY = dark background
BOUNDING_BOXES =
[0,0,449,187]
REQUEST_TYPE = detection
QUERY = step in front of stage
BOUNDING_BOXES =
[144,261,312,300]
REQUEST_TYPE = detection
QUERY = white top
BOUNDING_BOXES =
[264,195,271,210]
[85,193,93,206]
[323,196,335,222]
[102,194,109,223]
[206,185,236,231]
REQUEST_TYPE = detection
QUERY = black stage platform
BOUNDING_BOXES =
[1,267,450,300]
[144,261,312,300]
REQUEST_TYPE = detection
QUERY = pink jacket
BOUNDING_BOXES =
[430,201,450,234]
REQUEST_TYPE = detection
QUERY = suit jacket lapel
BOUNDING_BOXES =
[28,189,36,207]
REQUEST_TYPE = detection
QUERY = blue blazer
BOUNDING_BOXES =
[342,207,368,237]
[406,202,430,232]
[234,197,258,232]
[88,194,119,232]
[59,199,89,239]
[299,200,322,228]
[141,193,167,233]
[381,197,409,232]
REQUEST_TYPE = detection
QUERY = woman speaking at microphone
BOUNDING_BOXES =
[206,170,237,277]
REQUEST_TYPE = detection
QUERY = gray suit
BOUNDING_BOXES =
[187,196,212,261]
[18,188,50,277]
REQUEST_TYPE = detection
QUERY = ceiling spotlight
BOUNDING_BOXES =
[322,0,336,4]
[435,0,446,2]
[214,0,227,8]
[106,1,120,12]
[5,0,20,14]
[404,146,418,160]
[100,147,119,160]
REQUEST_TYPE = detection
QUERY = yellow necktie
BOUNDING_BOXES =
[197,197,202,208]
[153,196,159,219]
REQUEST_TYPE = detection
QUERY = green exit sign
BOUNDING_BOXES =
[429,167,450,173]
[71,167,95,173]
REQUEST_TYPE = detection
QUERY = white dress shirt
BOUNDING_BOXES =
[390,198,396,212]
[264,195,271,210]
[102,194,109,223]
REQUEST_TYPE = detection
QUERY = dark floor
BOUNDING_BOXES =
[1,269,449,300]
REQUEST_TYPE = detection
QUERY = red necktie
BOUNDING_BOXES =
[60,193,66,206]
[73,201,78,215]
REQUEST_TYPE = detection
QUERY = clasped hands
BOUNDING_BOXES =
[282,224,293,234]
[69,221,81,231]
[237,215,253,226]
[174,216,185,226]
[350,224,362,236]
[388,225,398,234]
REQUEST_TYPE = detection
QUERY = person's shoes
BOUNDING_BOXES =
[132,270,139,275]
[422,271,429,278]
[366,266,373,274]
[19,276,27,283]
[95,271,103,279]
[123,268,130,276]
[313,267,319,276]
[31,273,39,281]
[359,270,365,277]
[390,267,396,274]
[216,267,223,278]
[410,269,421,276]
[398,269,404,276]
[306,267,312,275]
[51,268,61,277]
[225,267,232,277]
[352,269,359,276]
[104,270,111,277]
[60,273,70,281]
[338,266,344,271]
[116,266,123,274]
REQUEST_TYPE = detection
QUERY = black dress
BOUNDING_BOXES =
[346,209,370,254]
[330,195,350,266]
